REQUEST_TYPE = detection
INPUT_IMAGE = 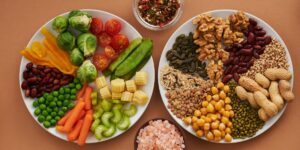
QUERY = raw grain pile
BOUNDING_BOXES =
[136,120,185,150]
[242,39,289,79]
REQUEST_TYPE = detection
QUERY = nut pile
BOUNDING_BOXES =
[223,18,272,83]
[21,63,74,98]
[166,33,207,78]
[242,39,289,79]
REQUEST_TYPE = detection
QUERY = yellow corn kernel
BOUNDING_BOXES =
[99,86,111,99]
[183,117,192,125]
[223,85,230,93]
[212,94,219,101]
[219,91,226,99]
[121,91,133,102]
[111,78,125,93]
[132,90,148,105]
[194,110,201,117]
[202,101,209,107]
[225,97,231,104]
[125,80,137,92]
[217,82,224,89]
[211,87,219,94]
[95,76,107,89]
[135,71,148,86]
[196,130,204,137]
[112,92,122,100]
[206,95,212,101]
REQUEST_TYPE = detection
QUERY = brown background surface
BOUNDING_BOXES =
[1,0,300,150]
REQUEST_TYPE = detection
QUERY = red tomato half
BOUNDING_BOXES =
[110,34,129,52]
[92,53,110,71]
[105,19,122,36]
[104,46,118,59]
[90,18,103,35]
[97,32,112,47]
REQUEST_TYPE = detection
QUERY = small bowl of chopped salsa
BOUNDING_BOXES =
[133,0,184,31]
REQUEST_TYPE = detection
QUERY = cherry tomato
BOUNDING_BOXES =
[90,18,103,35]
[104,46,118,59]
[97,32,112,47]
[92,53,110,71]
[110,34,129,52]
[105,19,122,36]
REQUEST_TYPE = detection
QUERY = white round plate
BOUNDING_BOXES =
[158,9,294,143]
[19,9,155,143]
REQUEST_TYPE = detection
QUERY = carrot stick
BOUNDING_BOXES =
[63,101,85,133]
[77,113,93,146]
[67,119,83,141]
[83,87,93,110]
[77,84,88,99]
[56,125,68,133]
[87,110,93,115]
[77,110,86,121]
[57,110,73,126]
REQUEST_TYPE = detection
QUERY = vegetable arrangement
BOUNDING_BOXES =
[20,10,153,145]
[160,10,294,143]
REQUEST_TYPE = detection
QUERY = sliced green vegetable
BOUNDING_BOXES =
[109,38,142,72]
[112,103,123,110]
[91,119,101,132]
[117,115,130,130]
[94,125,108,140]
[123,104,137,117]
[111,109,122,124]
[101,112,113,127]
[93,108,104,119]
[101,99,112,112]
[103,124,116,137]
[112,99,121,104]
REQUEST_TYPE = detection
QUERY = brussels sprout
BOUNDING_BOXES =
[52,16,68,33]
[68,10,92,32]
[57,31,75,52]
[70,48,84,66]
[77,33,97,57]
[77,60,97,83]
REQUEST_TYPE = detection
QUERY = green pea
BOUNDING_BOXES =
[38,97,45,104]
[58,110,65,117]
[32,100,39,107]
[39,104,47,110]
[70,95,76,100]
[61,106,68,112]
[42,110,48,116]
[50,119,57,126]
[34,108,41,116]
[46,115,52,121]
[53,91,59,97]
[53,97,58,102]
[64,94,71,99]
[46,95,54,102]
[38,115,45,123]
[46,107,53,114]
[67,103,75,109]
[57,101,63,107]
[68,83,75,88]
[43,93,49,98]
[63,100,70,106]
[75,84,82,90]
[59,88,65,94]
[54,116,61,122]
[74,78,80,83]
[49,101,56,107]
[58,95,64,101]
[65,88,71,94]
[53,107,59,113]
[51,112,57,117]
[71,89,77,95]
[43,121,51,128]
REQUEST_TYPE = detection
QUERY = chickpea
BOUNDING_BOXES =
[221,117,229,124]
[219,108,225,114]
[221,131,226,137]
[225,104,232,111]
[210,114,218,121]
[203,123,210,131]
[225,133,232,142]
[204,117,212,123]
[225,127,231,134]
[212,94,220,101]
[206,131,214,141]
[223,85,230,93]
[194,110,201,117]
[200,108,207,115]
[192,122,199,131]
[183,117,192,125]
[217,82,224,89]
[192,116,198,123]
[211,121,219,129]
[225,97,231,104]
[196,130,204,137]
[197,118,205,127]
[214,136,222,142]
[227,121,233,128]
[215,102,222,111]
[207,103,215,113]
[210,100,216,106]
[219,91,226,99]
[200,115,206,119]
[223,111,231,118]
[216,113,221,119]
[219,123,226,131]
[229,110,234,117]
[211,87,219,94]
[206,95,212,101]
[219,100,225,106]
[213,129,222,137]
[202,101,209,107]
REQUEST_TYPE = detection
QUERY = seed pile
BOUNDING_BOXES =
[227,81,264,139]
[242,39,289,79]
[166,33,207,78]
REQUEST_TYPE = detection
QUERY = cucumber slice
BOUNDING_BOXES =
[91,119,100,132]
[92,98,98,106]
[101,99,112,112]
[111,109,122,124]
[95,125,107,140]
[123,104,137,117]
[112,103,123,110]
[101,112,113,127]
[93,103,102,111]
[103,124,116,137]
[93,108,104,119]
[112,99,121,104]
[117,115,130,130]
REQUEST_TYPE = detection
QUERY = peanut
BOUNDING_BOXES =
[239,76,269,97]
[255,73,270,88]
[258,108,270,121]
[264,68,292,81]
[253,91,278,117]
[269,81,284,110]
[278,80,294,102]
[235,86,258,108]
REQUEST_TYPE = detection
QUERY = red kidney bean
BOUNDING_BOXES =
[253,51,259,59]
[222,74,233,83]
[239,62,247,67]
[30,88,37,97]
[237,67,247,74]
[247,59,255,68]
[264,36,272,45]
[256,41,265,46]
[25,89,31,97]
[26,63,33,70]
[248,25,254,32]
[23,71,29,79]
[244,56,252,62]
[247,32,255,43]
[253,45,261,50]
[255,30,266,36]
[233,43,242,48]
[44,68,51,73]
[254,26,262,31]
[239,56,245,62]
[224,65,233,75]
[60,79,69,86]
[256,36,266,41]
[232,65,239,73]
[249,18,257,26]
[53,79,60,85]
[239,48,253,55]
[233,57,239,65]
[244,44,252,49]
[21,81,29,89]
[224,58,233,66]
[241,40,248,45]
[233,73,240,82]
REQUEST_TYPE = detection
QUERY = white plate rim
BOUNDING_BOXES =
[18,9,155,144]
[158,9,294,143]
